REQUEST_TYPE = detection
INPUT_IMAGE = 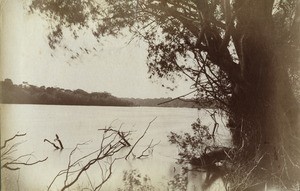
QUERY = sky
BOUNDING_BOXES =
[0,0,192,99]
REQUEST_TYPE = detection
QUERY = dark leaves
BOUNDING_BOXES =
[168,118,215,164]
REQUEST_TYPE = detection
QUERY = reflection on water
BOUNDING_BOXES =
[187,165,226,191]
[1,104,230,190]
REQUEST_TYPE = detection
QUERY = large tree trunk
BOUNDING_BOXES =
[229,0,300,185]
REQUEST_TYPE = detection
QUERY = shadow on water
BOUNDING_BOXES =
[186,164,226,191]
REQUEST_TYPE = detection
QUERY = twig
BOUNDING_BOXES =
[60,149,123,191]
[98,129,132,147]
[1,133,48,171]
[64,143,85,186]
[47,141,92,190]
[1,141,26,158]
[125,117,157,160]
[44,139,60,149]
[55,134,64,149]
[94,159,116,191]
[1,133,26,149]
[137,140,161,159]
[81,163,95,191]
[157,90,197,105]
[47,119,156,190]
[49,125,126,190]
[237,154,265,189]
[2,157,48,170]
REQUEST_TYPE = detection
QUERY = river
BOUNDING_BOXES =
[1,104,230,191]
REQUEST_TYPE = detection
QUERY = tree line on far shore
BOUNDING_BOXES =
[1,79,211,108]
[0,79,133,106]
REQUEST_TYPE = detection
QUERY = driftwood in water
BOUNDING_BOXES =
[117,132,131,146]
[44,139,60,149]
[55,134,64,149]
[44,134,64,150]
[98,129,131,147]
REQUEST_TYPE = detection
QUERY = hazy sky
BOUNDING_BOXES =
[0,0,192,98]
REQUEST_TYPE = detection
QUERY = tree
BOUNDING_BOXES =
[29,0,300,188]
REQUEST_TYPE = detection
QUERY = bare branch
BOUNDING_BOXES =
[44,139,60,149]
[1,133,26,150]
[1,133,48,171]
[125,117,157,160]
[46,119,157,190]
[2,157,48,171]
[158,90,197,105]
[137,140,161,159]
[98,128,133,147]
[55,134,64,149]
[94,159,116,191]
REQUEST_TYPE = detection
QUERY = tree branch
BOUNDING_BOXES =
[125,117,157,160]
[1,133,48,171]
[146,3,200,36]
[158,90,197,105]
[44,139,60,149]
[2,157,48,171]
[136,140,160,159]
[1,133,26,150]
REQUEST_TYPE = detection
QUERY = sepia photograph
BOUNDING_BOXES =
[1,0,300,190]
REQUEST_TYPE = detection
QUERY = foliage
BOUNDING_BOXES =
[118,169,155,191]
[167,171,188,191]
[118,169,188,191]
[168,118,215,164]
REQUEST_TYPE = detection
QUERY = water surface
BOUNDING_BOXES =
[1,104,230,190]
